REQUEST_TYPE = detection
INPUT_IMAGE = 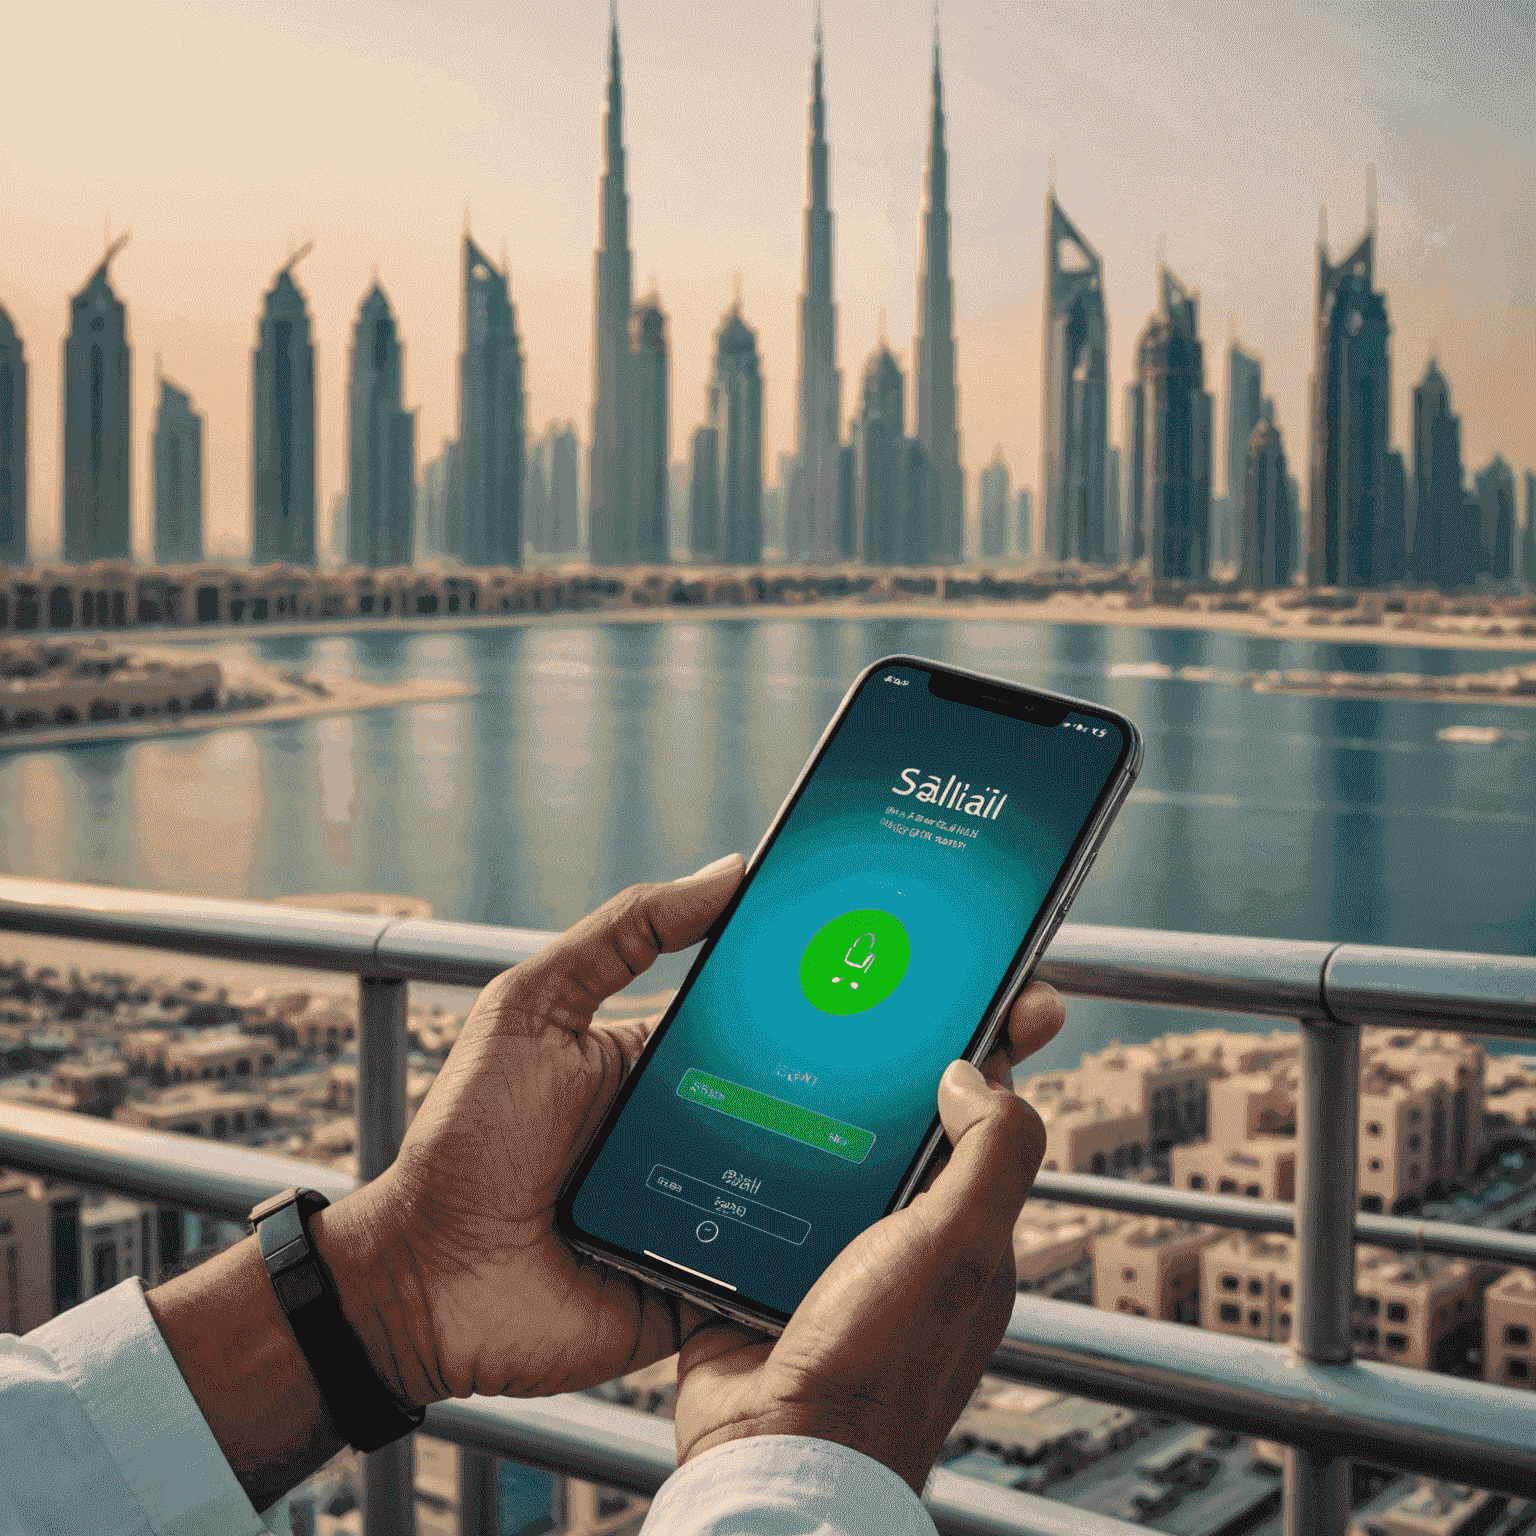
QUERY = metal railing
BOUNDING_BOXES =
[2,874,1535,1534]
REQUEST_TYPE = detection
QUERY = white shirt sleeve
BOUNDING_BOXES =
[639,1435,937,1536]
[0,1277,266,1536]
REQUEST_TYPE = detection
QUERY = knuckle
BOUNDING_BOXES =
[610,884,666,968]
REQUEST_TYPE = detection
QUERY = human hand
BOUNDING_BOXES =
[669,982,1063,1495]
[313,855,747,1409]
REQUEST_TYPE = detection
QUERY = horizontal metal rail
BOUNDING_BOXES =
[1030,1171,1536,1269]
[5,1099,1528,1274]
[994,1296,1536,1498]
[2,1105,1534,1498]
[4,875,1536,1034]
[6,874,1536,1522]
[423,1392,1149,1536]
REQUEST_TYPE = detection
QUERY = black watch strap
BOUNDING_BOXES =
[249,1187,425,1453]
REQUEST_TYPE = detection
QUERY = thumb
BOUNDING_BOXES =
[913,1061,1040,1303]
[520,854,745,1015]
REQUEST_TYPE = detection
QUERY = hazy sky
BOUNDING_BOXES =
[2,0,1532,560]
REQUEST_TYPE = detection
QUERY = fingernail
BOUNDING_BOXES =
[677,853,742,883]
[943,1059,991,1102]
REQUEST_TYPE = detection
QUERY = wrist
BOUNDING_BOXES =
[307,1179,443,1413]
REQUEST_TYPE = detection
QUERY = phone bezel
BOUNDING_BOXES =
[554,653,1142,1334]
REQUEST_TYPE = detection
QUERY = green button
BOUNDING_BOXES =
[677,1068,876,1164]
[799,908,910,1016]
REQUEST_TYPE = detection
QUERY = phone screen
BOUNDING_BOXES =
[563,660,1133,1320]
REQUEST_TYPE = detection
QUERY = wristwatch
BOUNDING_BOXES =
[248,1186,426,1452]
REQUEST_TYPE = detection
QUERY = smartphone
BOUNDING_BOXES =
[557,654,1141,1332]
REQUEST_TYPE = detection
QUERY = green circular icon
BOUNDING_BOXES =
[799,908,911,1016]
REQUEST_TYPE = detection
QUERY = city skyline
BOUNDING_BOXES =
[0,1,1530,562]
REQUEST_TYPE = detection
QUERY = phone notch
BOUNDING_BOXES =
[926,670,1070,727]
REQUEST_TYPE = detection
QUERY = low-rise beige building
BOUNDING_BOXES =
[1092,1219,1215,1323]
[80,1196,153,1299]
[1202,1232,1299,1344]
[1072,1038,1226,1150]
[1036,1097,1148,1176]
[0,1174,55,1332]
[1206,1072,1294,1144]
[1013,1202,1121,1294]
[1484,1268,1536,1390]
[1170,1137,1295,1201]
[49,1058,130,1114]
[162,1033,275,1084]
[1202,1232,1480,1368]
[1352,1248,1480,1371]
[115,1084,270,1139]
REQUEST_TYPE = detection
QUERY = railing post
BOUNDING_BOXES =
[358,975,416,1536]
[1284,1013,1361,1535]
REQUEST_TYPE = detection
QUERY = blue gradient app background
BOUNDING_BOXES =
[570,664,1126,1316]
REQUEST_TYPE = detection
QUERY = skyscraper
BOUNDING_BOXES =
[687,427,720,563]
[979,452,1009,560]
[152,379,203,566]
[1239,418,1294,591]
[0,304,26,567]
[1016,487,1033,559]
[853,346,908,565]
[1227,344,1264,545]
[630,297,669,564]
[252,253,316,567]
[1409,360,1464,590]
[785,21,844,563]
[1307,207,1393,589]
[549,426,579,558]
[1040,196,1109,564]
[1123,380,1145,562]
[63,238,133,565]
[912,32,963,565]
[527,423,580,557]
[1105,445,1122,561]
[1474,456,1516,584]
[1381,449,1407,586]
[417,440,456,560]
[525,437,551,554]
[709,306,764,566]
[346,284,416,569]
[589,19,636,566]
[1524,471,1536,589]
[453,237,525,568]
[1127,268,1213,582]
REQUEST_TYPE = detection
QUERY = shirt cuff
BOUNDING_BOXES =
[641,1435,937,1536]
[30,1277,266,1536]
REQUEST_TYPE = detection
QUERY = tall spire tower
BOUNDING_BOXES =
[589,10,636,565]
[913,22,963,564]
[785,12,843,562]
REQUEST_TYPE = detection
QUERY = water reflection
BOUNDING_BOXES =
[0,616,1528,1036]
[128,731,262,898]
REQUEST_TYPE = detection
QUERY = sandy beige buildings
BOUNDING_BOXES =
[1013,1202,1122,1294]
[115,1084,270,1139]
[1036,1097,1148,1176]
[1484,1268,1536,1390]
[0,1175,55,1333]
[1170,1137,1295,1200]
[1072,1038,1227,1151]
[1351,1248,1479,1371]
[1202,1232,1299,1344]
[1092,1219,1215,1323]
[1200,1232,1480,1367]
